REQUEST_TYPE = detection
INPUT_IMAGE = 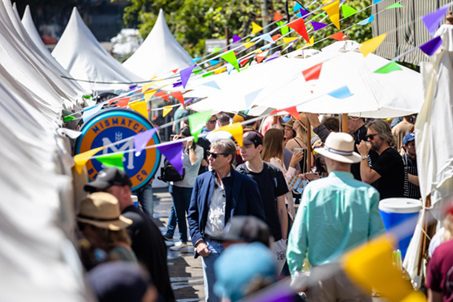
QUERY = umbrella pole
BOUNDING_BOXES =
[341,114,349,133]
[307,120,312,172]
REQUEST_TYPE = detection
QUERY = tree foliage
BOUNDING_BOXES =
[122,0,372,57]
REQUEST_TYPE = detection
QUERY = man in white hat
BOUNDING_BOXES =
[286,132,384,302]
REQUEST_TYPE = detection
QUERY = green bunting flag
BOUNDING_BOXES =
[188,111,213,142]
[386,2,403,9]
[341,4,358,18]
[202,71,215,78]
[220,51,240,72]
[95,153,125,170]
[277,21,289,35]
[374,61,402,74]
[63,115,76,122]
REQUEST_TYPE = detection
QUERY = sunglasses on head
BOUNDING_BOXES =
[207,151,228,159]
[366,134,377,140]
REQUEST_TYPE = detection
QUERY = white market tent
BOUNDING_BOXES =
[123,9,193,80]
[52,7,144,92]
[21,5,86,97]
[0,1,89,300]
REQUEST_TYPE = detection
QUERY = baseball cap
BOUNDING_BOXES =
[214,242,277,302]
[243,131,263,147]
[403,132,415,145]
[84,168,132,193]
[211,216,271,247]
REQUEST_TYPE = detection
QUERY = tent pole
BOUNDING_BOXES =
[306,119,312,172]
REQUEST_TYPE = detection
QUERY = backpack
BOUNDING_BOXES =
[158,160,185,182]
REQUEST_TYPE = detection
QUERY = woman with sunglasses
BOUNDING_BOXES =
[262,128,304,220]
[164,127,204,252]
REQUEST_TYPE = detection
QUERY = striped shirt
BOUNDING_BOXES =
[402,154,421,199]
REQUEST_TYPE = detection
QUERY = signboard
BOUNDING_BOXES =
[75,108,161,191]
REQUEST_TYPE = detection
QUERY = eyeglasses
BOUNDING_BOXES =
[366,134,377,140]
[208,119,217,124]
[207,151,228,159]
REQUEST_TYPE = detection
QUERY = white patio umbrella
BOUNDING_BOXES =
[253,41,423,118]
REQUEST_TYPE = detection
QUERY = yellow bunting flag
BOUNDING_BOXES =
[74,146,104,174]
[129,100,148,118]
[141,83,154,94]
[342,235,426,302]
[251,22,263,35]
[306,36,315,46]
[216,123,243,147]
[243,41,255,49]
[359,33,387,57]
[322,0,340,29]
[162,106,173,117]
[214,67,227,74]
[144,89,157,102]
[283,37,298,44]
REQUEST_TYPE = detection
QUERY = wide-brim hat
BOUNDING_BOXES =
[316,132,361,164]
[77,192,132,231]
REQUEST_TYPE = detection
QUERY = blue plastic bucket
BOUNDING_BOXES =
[378,198,421,260]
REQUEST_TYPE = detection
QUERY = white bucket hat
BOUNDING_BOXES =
[316,132,361,164]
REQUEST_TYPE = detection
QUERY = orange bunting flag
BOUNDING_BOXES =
[170,91,185,106]
[155,91,170,101]
[342,235,426,302]
[273,11,284,22]
[116,97,130,108]
[322,0,340,29]
[330,31,345,41]
[272,34,282,41]
[302,63,323,81]
[129,100,148,118]
[288,18,310,42]
[271,106,300,121]
[216,123,244,147]
[74,146,104,174]
[359,33,387,57]
[251,22,263,35]
[162,106,173,117]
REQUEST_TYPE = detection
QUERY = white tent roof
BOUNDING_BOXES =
[123,9,192,80]
[21,5,86,96]
[52,7,143,91]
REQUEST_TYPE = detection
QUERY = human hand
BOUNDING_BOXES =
[290,150,304,168]
[195,241,211,257]
[356,141,371,156]
[305,113,320,128]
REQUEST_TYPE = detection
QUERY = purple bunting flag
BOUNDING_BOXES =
[419,36,443,56]
[422,6,448,35]
[311,21,328,31]
[264,51,281,63]
[134,128,157,156]
[232,34,242,43]
[300,8,310,18]
[157,142,184,175]
[328,86,353,99]
[180,65,196,89]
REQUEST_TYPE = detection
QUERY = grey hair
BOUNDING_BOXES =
[211,139,237,164]
[367,119,394,146]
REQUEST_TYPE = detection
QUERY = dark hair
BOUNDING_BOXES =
[322,117,340,132]
[217,113,231,126]
[262,128,284,162]
[367,119,394,146]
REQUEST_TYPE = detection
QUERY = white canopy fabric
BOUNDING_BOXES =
[416,27,453,210]
[123,9,192,80]
[21,5,86,96]
[52,7,143,91]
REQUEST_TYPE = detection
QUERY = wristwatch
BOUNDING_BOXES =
[361,155,368,161]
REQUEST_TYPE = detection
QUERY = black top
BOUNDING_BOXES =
[351,125,368,180]
[402,154,421,199]
[370,147,405,199]
[236,162,289,241]
[122,206,175,302]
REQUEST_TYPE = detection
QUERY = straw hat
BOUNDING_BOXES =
[77,192,132,231]
[316,132,361,164]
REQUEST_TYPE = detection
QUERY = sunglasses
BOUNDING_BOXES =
[208,119,217,124]
[366,134,377,140]
[207,151,228,159]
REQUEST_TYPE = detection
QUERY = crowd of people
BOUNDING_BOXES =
[73,109,453,302]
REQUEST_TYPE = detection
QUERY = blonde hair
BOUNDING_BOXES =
[262,128,284,162]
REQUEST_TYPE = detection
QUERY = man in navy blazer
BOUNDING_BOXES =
[187,139,265,302]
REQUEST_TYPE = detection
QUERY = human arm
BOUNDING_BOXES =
[277,195,288,240]
[357,141,381,184]
[427,290,442,302]
[187,178,204,247]
[408,174,420,186]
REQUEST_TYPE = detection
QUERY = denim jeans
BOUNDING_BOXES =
[165,185,192,242]
[136,183,154,220]
[201,239,224,302]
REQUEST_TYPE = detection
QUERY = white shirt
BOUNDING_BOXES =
[204,175,227,236]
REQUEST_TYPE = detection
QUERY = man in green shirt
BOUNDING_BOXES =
[287,132,384,301]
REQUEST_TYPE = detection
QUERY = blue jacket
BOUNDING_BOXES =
[188,169,265,246]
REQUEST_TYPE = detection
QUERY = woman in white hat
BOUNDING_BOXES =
[77,192,137,270]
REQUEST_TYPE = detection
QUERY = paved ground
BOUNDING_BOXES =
[152,188,205,301]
